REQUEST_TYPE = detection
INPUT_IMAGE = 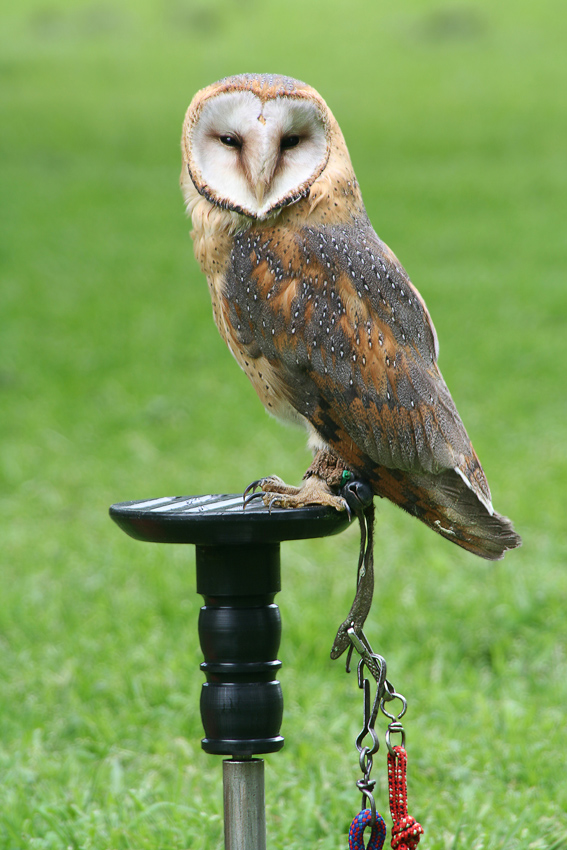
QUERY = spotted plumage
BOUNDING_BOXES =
[181,73,521,560]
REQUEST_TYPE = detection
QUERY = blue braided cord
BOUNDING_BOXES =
[348,809,386,850]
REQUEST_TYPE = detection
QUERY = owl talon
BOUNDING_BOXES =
[242,490,265,510]
[243,476,284,497]
[267,495,280,513]
[340,497,353,522]
[243,479,263,498]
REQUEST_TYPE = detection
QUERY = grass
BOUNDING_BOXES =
[1,0,566,847]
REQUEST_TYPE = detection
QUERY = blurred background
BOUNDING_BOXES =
[1,0,566,847]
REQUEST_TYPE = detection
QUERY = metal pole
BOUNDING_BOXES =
[223,758,266,850]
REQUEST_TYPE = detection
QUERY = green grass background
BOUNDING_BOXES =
[1,0,566,847]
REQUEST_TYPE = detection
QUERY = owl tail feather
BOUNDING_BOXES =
[372,466,522,561]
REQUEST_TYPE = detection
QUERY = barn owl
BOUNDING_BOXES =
[180,73,521,561]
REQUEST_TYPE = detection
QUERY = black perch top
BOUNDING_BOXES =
[109,492,350,545]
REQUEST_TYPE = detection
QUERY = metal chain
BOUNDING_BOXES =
[347,627,408,826]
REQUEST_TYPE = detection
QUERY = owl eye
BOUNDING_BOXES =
[280,135,300,150]
[219,134,242,149]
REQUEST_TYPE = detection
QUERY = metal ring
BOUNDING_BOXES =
[385,723,406,755]
[359,746,374,777]
[380,688,407,723]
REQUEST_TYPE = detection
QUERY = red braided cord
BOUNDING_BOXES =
[387,746,424,850]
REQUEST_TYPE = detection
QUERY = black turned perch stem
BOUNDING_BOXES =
[109,493,349,850]
[197,541,283,756]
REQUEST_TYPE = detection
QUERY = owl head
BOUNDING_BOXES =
[181,73,357,221]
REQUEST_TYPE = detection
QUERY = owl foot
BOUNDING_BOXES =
[244,474,351,515]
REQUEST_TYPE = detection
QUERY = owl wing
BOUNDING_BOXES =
[223,221,521,558]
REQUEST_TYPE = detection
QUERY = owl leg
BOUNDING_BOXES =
[244,450,354,513]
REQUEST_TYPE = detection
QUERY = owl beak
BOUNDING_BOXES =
[255,179,267,206]
[254,155,278,206]
[241,132,280,215]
